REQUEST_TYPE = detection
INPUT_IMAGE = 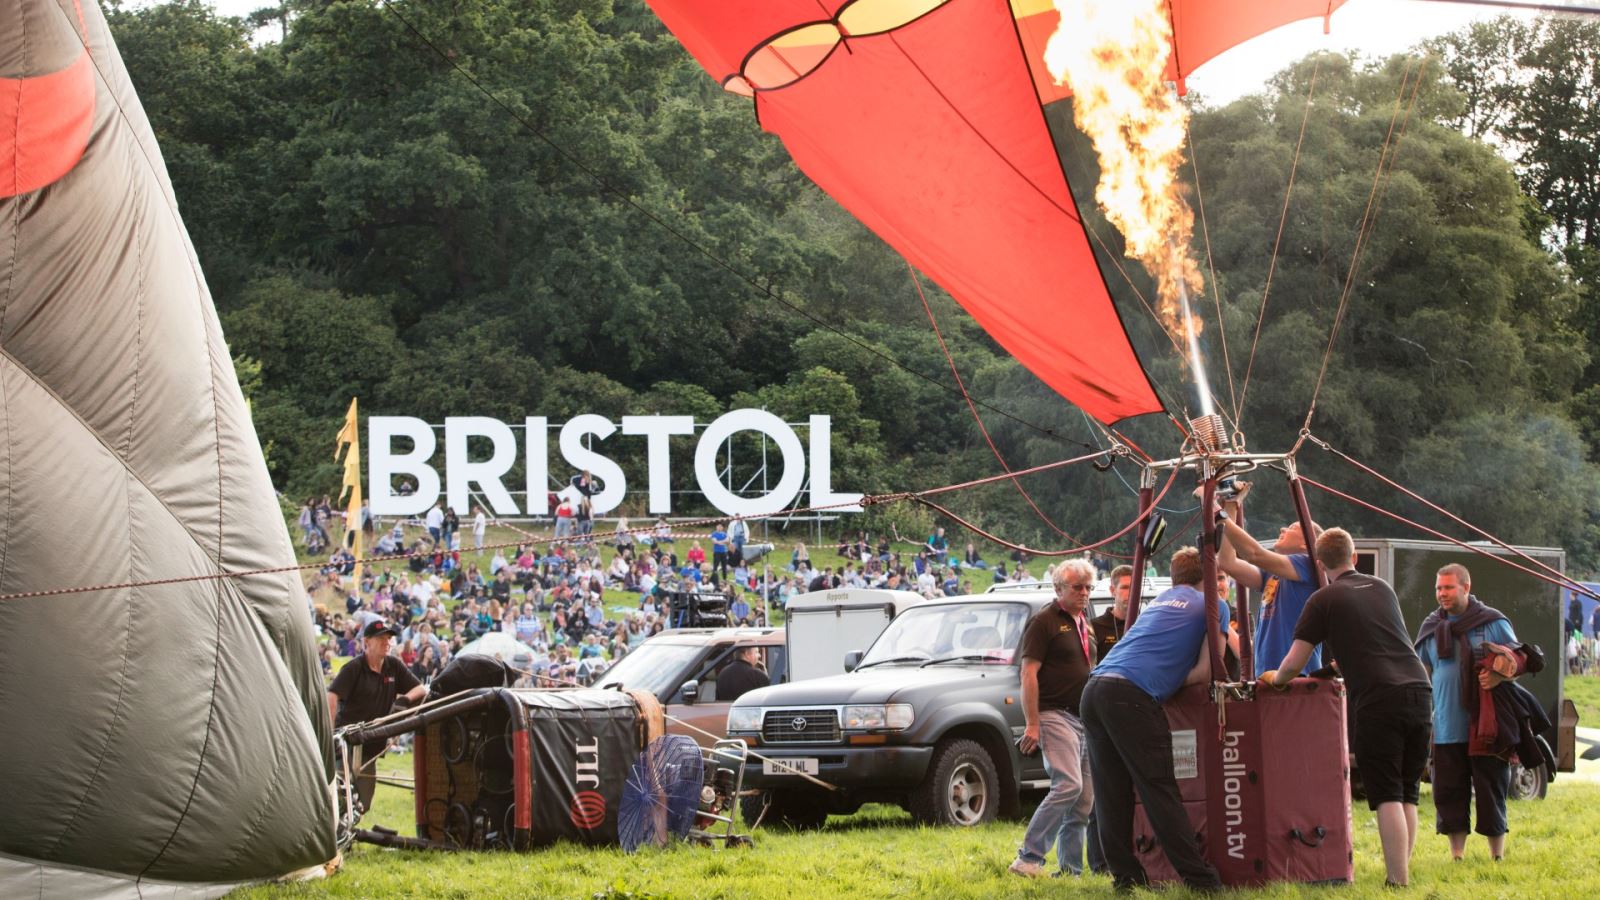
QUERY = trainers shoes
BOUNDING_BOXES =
[1008,858,1046,878]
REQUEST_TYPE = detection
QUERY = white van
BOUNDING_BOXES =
[782,588,933,681]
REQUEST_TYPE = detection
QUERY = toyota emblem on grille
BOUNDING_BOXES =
[791,716,807,731]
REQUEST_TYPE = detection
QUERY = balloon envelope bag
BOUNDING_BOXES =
[333,687,662,850]
[1131,679,1354,887]
[417,688,663,848]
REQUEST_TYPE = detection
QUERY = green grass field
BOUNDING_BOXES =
[240,755,1600,899]
[1566,673,1600,726]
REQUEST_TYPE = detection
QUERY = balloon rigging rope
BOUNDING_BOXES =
[365,0,1093,453]
[1185,133,1239,424]
[0,451,1124,600]
[1300,431,1599,600]
[1298,475,1598,599]
[911,458,1184,559]
[905,261,1134,558]
[1236,53,1323,426]
[1299,58,1426,442]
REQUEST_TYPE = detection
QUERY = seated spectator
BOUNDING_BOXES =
[790,542,810,572]
[514,603,540,644]
[730,594,751,625]
[653,516,674,546]
[963,542,986,570]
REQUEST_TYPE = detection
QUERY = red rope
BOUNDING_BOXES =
[1305,433,1597,601]
[914,463,1182,558]
[905,262,1130,557]
[1299,477,1597,600]
[0,452,1122,602]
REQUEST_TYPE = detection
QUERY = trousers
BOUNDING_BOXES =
[1017,709,1094,873]
[1082,676,1220,890]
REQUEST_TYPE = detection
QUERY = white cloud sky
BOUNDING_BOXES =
[1185,0,1542,104]
[182,0,1553,99]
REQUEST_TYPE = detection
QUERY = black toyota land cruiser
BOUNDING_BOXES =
[728,585,1115,829]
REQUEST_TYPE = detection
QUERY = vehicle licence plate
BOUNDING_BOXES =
[763,757,819,776]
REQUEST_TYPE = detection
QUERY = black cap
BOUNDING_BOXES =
[363,621,399,640]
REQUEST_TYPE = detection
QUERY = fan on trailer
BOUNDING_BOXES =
[619,735,705,851]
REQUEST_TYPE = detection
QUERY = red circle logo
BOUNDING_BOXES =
[569,790,606,830]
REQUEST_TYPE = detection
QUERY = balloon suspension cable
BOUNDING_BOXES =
[1301,430,1600,601]
[1297,476,1598,601]
[1175,272,1215,420]
[917,458,1183,559]
[0,448,1126,601]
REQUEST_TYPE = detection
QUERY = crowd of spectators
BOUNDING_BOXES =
[308,505,796,691]
[305,502,1118,694]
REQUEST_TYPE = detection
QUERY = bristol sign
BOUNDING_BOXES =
[369,410,862,518]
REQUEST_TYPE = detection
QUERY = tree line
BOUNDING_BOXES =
[106,1,1600,574]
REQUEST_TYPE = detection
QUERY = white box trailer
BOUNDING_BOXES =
[784,589,932,681]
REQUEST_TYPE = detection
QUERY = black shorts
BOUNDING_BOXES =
[1432,742,1511,837]
[1352,685,1432,810]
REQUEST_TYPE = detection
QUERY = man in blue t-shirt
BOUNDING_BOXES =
[710,525,731,577]
[1082,547,1235,892]
[1214,482,1323,676]
[1414,563,1519,861]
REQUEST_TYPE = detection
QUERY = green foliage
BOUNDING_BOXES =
[109,2,1600,574]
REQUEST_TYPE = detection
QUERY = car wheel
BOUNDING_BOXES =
[909,738,999,827]
[741,789,830,830]
[1509,762,1547,801]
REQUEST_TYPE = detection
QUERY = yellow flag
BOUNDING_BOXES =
[335,397,363,586]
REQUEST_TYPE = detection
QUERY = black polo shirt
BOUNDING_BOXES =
[1293,571,1429,710]
[330,655,420,756]
[1090,609,1127,666]
[1020,603,1095,715]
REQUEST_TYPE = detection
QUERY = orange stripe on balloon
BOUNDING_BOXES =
[1,49,95,198]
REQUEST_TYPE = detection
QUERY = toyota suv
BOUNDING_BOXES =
[726,579,1156,829]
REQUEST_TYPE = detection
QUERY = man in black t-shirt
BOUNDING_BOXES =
[1090,564,1132,664]
[328,621,427,813]
[1259,528,1431,888]
[1010,560,1097,878]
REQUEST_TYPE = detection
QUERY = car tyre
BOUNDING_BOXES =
[909,737,999,827]
[741,789,830,830]
[1509,761,1547,801]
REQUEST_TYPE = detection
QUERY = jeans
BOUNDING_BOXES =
[1018,709,1094,873]
[1082,676,1220,891]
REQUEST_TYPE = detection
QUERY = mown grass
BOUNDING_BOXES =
[240,751,1600,900]
[1566,673,1600,726]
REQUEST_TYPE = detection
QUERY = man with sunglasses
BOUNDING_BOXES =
[1010,559,1099,878]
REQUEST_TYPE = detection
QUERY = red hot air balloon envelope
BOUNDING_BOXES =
[1,0,94,197]
[645,0,1348,425]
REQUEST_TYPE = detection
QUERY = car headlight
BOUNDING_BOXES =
[727,706,764,733]
[843,703,914,731]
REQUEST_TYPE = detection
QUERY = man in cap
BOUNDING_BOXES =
[328,621,427,813]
